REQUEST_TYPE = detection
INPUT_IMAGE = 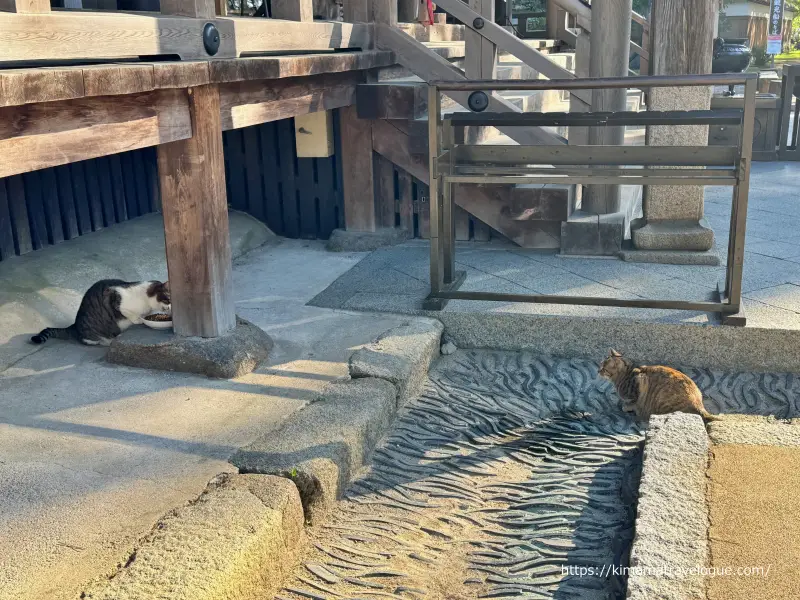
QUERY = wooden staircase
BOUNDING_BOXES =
[360,24,584,248]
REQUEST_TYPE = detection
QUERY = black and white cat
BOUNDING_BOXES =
[31,279,171,347]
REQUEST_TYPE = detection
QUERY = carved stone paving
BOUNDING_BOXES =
[278,352,646,600]
[277,351,800,600]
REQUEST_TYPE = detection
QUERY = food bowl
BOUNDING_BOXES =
[142,313,173,330]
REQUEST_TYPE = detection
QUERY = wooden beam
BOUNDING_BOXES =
[228,16,373,55]
[375,25,566,146]
[208,50,393,83]
[218,71,361,130]
[465,0,496,79]
[0,0,50,13]
[272,0,313,21]
[0,89,192,179]
[0,14,373,64]
[158,84,235,338]
[339,105,376,231]
[160,0,216,18]
[0,68,85,108]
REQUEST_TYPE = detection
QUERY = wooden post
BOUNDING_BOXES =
[339,105,376,231]
[398,0,417,22]
[465,0,497,79]
[374,0,398,26]
[546,0,559,39]
[272,0,313,21]
[159,0,216,18]
[0,0,50,12]
[158,85,236,338]
[214,0,227,16]
[583,0,632,215]
[343,0,369,22]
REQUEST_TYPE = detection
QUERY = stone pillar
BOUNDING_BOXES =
[584,0,632,215]
[632,0,718,260]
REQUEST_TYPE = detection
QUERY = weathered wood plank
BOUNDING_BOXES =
[373,0,398,26]
[83,160,105,231]
[132,150,152,214]
[160,0,216,18]
[228,16,372,56]
[40,167,64,244]
[356,81,428,120]
[375,154,396,228]
[0,0,50,13]
[119,153,139,220]
[397,169,413,233]
[297,157,317,237]
[465,0,496,80]
[96,156,118,226]
[276,119,300,238]
[22,172,46,250]
[0,180,15,260]
[0,13,236,63]
[339,104,375,231]
[153,61,211,90]
[81,64,155,97]
[69,162,92,236]
[158,84,235,338]
[315,150,338,238]
[0,68,84,108]
[272,0,313,21]
[209,50,393,83]
[343,0,369,22]
[242,126,266,221]
[218,71,360,131]
[5,176,31,254]
[108,155,128,224]
[0,89,192,179]
[53,165,79,241]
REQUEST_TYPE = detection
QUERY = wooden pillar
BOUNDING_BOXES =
[546,0,559,39]
[272,0,313,20]
[398,0,417,22]
[158,85,236,338]
[343,0,369,22]
[374,0,398,26]
[339,105,376,232]
[466,0,497,79]
[160,0,215,17]
[0,0,50,12]
[584,0,632,215]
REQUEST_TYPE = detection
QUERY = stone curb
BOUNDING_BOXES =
[627,413,710,600]
[81,473,304,600]
[326,227,410,252]
[349,317,444,407]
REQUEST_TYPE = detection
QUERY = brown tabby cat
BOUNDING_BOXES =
[598,349,719,421]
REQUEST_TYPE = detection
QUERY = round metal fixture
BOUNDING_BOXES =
[473,17,485,30]
[203,23,221,56]
[468,91,489,112]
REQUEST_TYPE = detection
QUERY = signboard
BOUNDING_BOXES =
[767,34,783,55]
[768,0,785,54]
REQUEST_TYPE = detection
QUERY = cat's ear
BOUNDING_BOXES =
[162,280,170,293]
[610,348,622,357]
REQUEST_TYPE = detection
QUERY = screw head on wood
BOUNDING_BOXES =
[203,23,221,56]
[468,91,489,112]
[473,17,485,29]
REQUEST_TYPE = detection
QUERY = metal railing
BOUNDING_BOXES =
[425,73,758,326]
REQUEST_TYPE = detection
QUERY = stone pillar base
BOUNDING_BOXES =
[632,218,715,251]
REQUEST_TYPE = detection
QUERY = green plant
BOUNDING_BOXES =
[752,45,770,67]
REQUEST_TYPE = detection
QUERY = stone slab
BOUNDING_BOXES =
[633,219,715,252]
[708,415,800,447]
[620,247,721,266]
[230,377,397,523]
[81,473,304,600]
[107,316,273,379]
[560,211,624,256]
[627,413,710,600]
[326,227,411,252]
[349,317,443,406]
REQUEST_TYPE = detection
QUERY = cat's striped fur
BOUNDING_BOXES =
[31,279,170,347]
[598,349,719,421]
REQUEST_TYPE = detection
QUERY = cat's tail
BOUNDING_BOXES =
[31,325,76,344]
[697,407,723,422]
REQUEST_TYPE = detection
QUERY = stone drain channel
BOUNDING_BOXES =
[278,352,645,600]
